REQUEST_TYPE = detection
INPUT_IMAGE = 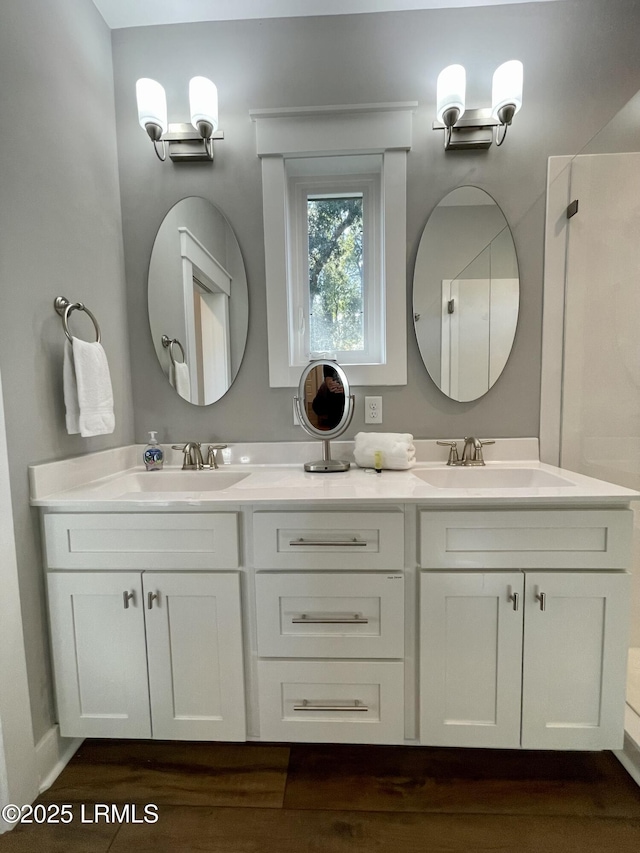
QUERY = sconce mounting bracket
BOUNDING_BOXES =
[163,123,225,162]
[432,108,499,150]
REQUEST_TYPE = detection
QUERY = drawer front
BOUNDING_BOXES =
[255,572,404,658]
[44,513,239,569]
[258,660,404,743]
[419,509,633,569]
[253,511,404,570]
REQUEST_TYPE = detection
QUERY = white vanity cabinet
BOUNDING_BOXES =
[48,571,245,741]
[44,512,246,742]
[420,571,630,750]
[37,485,635,752]
[418,507,633,751]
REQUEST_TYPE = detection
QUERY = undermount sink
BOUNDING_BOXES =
[413,466,576,489]
[110,470,251,495]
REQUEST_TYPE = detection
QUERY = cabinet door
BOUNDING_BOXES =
[47,572,151,738]
[144,572,246,741]
[420,572,524,748]
[522,572,630,750]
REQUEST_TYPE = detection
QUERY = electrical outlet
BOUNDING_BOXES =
[365,395,383,424]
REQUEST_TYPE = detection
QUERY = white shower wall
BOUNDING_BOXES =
[556,152,640,647]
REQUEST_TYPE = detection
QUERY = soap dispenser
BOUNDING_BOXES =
[143,431,164,471]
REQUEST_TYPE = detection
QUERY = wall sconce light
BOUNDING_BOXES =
[433,60,523,150]
[136,76,224,162]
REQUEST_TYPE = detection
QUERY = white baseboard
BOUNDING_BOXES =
[35,725,83,793]
[614,704,640,788]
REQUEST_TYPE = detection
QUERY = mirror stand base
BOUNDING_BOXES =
[304,459,351,473]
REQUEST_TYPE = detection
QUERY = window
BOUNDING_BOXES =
[308,194,364,355]
[286,157,383,368]
[251,102,415,386]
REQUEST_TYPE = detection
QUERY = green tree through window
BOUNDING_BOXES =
[308,196,364,352]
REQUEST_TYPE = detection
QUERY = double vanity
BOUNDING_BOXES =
[30,439,637,752]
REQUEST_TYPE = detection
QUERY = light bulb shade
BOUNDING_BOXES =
[189,77,218,136]
[491,60,523,122]
[136,78,167,134]
[436,64,466,125]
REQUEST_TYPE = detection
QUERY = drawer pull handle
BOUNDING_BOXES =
[123,591,135,609]
[292,614,369,624]
[536,591,546,612]
[289,537,367,547]
[148,591,160,610]
[293,699,369,712]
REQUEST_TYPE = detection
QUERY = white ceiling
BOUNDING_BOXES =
[92,0,560,29]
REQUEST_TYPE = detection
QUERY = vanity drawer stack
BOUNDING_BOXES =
[253,509,406,743]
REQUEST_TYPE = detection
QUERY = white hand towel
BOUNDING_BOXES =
[64,337,115,437]
[63,341,80,435]
[170,361,191,402]
[354,432,415,470]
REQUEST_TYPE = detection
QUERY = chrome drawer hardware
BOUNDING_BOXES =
[293,699,369,712]
[148,591,160,610]
[292,614,369,624]
[507,587,519,611]
[289,537,367,547]
[536,591,546,611]
[123,591,135,609]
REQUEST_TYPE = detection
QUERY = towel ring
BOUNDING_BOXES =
[161,335,186,365]
[54,296,101,344]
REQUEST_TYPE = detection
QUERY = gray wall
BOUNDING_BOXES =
[112,0,640,445]
[0,0,133,741]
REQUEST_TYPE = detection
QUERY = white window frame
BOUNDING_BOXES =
[288,170,382,366]
[250,102,415,387]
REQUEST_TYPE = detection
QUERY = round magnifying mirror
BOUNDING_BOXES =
[148,197,249,405]
[413,186,519,402]
[294,360,355,472]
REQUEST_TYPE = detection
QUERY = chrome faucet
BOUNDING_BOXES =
[172,442,204,470]
[461,436,495,466]
[437,437,495,466]
[172,442,228,470]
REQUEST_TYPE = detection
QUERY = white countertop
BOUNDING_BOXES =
[29,440,640,510]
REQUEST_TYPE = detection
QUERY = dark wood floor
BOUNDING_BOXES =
[2,740,640,851]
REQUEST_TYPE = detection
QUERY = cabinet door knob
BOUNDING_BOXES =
[536,591,546,611]
[123,591,135,609]
[148,591,160,610]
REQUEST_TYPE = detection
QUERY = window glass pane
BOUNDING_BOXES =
[307,195,364,353]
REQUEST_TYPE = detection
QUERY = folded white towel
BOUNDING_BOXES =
[63,338,115,437]
[170,360,191,402]
[354,432,415,470]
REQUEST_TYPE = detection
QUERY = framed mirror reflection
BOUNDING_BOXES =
[294,360,355,472]
[148,197,249,405]
[413,186,519,402]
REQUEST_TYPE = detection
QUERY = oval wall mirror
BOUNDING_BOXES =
[148,197,249,405]
[413,186,519,402]
[294,360,355,472]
